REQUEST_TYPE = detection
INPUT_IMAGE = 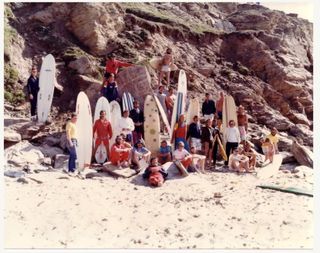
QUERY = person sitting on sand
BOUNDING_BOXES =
[143,157,168,187]
[171,114,189,151]
[101,73,120,103]
[158,140,172,165]
[131,140,151,171]
[261,138,274,164]
[165,87,176,122]
[242,141,257,170]
[158,48,174,87]
[266,127,279,154]
[228,147,252,173]
[190,146,206,173]
[173,141,195,172]
[110,135,132,168]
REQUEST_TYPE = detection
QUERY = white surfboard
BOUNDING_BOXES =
[177,69,187,112]
[75,92,93,171]
[122,92,134,113]
[37,54,56,123]
[95,143,107,164]
[222,95,238,147]
[257,154,283,180]
[144,95,161,155]
[154,95,171,136]
[109,101,122,146]
[186,98,200,125]
[94,97,111,122]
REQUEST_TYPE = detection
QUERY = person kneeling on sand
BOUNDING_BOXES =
[261,138,274,164]
[173,141,196,172]
[110,135,132,168]
[143,157,168,187]
[132,140,151,171]
[158,140,172,165]
[228,147,252,173]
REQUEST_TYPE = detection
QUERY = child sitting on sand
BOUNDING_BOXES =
[143,157,168,187]
[157,140,172,165]
[261,138,274,164]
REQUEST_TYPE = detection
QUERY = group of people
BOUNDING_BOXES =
[27,50,280,187]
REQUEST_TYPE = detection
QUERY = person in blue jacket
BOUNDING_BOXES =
[100,73,119,103]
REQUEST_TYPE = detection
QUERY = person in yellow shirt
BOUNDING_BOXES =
[266,127,279,154]
[66,113,78,174]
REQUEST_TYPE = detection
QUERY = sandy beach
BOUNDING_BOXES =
[4,164,313,249]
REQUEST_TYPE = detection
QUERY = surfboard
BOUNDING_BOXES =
[170,92,184,139]
[177,69,187,95]
[222,95,238,147]
[94,97,111,122]
[122,92,134,113]
[95,143,107,164]
[186,97,200,126]
[174,160,189,177]
[37,54,56,123]
[149,56,178,71]
[101,162,139,178]
[256,154,283,180]
[144,95,161,156]
[256,185,313,197]
[75,92,93,172]
[214,135,228,161]
[154,95,171,136]
[109,101,122,146]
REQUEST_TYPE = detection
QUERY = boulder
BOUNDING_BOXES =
[59,133,69,151]
[278,135,294,152]
[4,127,22,143]
[280,151,297,164]
[68,56,95,75]
[289,124,313,146]
[116,66,153,108]
[54,154,69,169]
[4,117,30,127]
[291,141,313,168]
[38,144,64,158]
[5,141,45,167]
[29,3,71,25]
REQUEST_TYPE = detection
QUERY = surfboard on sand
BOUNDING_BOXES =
[94,97,111,122]
[222,95,238,147]
[75,92,93,172]
[154,95,171,136]
[256,154,283,180]
[122,92,134,113]
[37,54,56,123]
[100,162,141,178]
[174,160,189,177]
[257,185,313,197]
[95,143,107,164]
[144,95,161,156]
[149,56,178,71]
[109,101,122,146]
[186,97,200,126]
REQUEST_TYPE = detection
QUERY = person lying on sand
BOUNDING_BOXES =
[143,157,168,187]
[158,140,172,165]
[228,147,253,173]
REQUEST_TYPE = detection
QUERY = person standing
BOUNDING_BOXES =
[66,113,78,174]
[93,110,113,160]
[129,100,144,145]
[171,114,189,151]
[216,91,224,120]
[237,105,248,143]
[202,93,216,121]
[201,119,214,167]
[225,120,241,166]
[158,48,174,87]
[104,53,133,80]
[266,127,280,154]
[118,110,135,144]
[156,85,167,113]
[100,73,119,103]
[186,115,202,153]
[165,87,176,122]
[27,66,40,121]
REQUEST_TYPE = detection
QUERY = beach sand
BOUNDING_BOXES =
[4,165,313,249]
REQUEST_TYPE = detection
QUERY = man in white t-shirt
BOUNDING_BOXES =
[118,110,135,144]
[225,119,240,166]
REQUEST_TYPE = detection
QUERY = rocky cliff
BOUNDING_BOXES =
[4,2,313,150]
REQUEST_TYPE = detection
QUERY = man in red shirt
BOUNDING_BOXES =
[104,53,133,80]
[93,110,113,159]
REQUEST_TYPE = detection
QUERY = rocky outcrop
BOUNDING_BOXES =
[29,3,71,25]
[4,127,22,143]
[291,141,313,168]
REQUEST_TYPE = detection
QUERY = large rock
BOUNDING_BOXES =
[68,56,95,75]
[38,144,64,158]
[66,3,125,55]
[280,151,297,164]
[116,66,153,108]
[4,127,21,143]
[5,141,45,167]
[29,3,71,25]
[291,141,313,168]
[54,154,69,170]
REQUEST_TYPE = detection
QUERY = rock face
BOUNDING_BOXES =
[291,141,313,168]
[5,2,313,149]
[4,127,22,143]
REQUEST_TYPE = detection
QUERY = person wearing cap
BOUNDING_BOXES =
[173,141,194,171]
[27,66,40,121]
[171,114,189,151]
[66,113,78,174]
[132,140,151,171]
[237,105,248,143]
[157,140,172,164]
[110,135,132,168]
[130,100,144,145]
[118,110,135,144]
[104,53,133,80]
[101,73,120,103]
